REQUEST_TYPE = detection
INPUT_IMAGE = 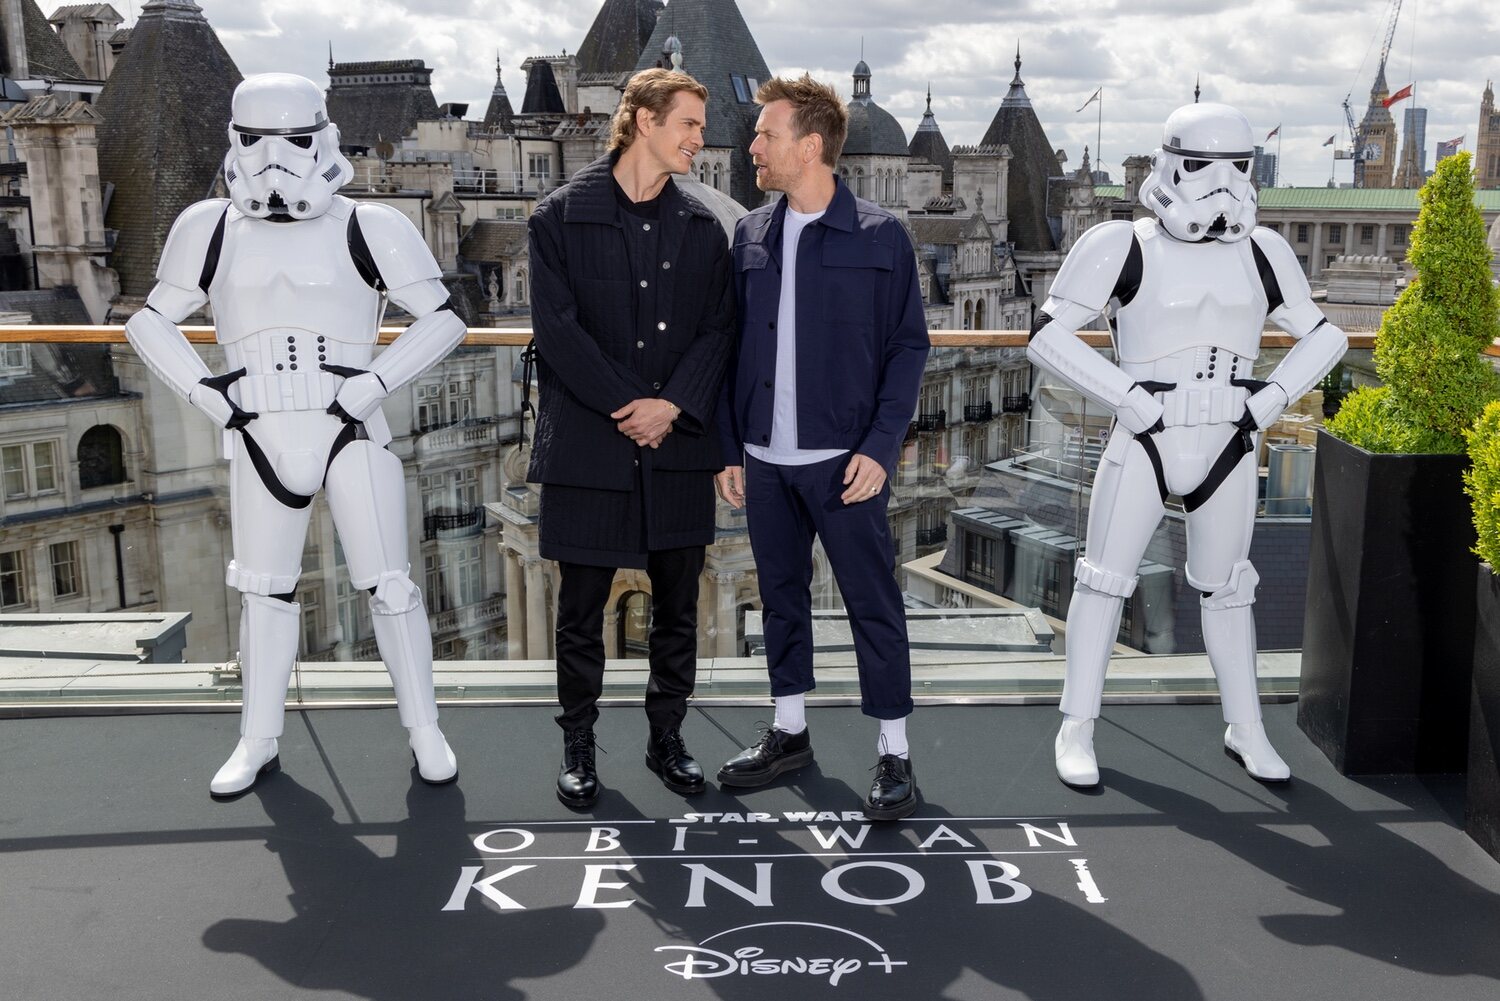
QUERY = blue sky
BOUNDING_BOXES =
[175,0,1500,186]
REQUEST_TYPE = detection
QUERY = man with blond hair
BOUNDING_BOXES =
[527,68,736,808]
[714,75,929,820]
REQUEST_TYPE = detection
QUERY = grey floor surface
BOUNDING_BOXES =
[3,703,1498,1001]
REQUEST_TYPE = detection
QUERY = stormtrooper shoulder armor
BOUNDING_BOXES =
[155,198,233,295]
[1249,227,1322,334]
[1049,220,1140,312]
[351,201,443,296]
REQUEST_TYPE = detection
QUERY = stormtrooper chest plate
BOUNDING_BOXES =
[1114,227,1268,363]
[208,212,383,350]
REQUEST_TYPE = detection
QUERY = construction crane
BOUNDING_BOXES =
[1338,0,1404,187]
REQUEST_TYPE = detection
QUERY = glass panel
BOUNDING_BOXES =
[1,549,25,607]
[2,443,25,497]
[32,441,56,493]
[49,540,80,598]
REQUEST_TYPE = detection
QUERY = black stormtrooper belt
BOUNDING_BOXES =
[1130,379,1267,512]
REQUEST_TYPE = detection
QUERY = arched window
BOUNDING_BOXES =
[78,425,125,489]
[712,162,723,191]
[973,299,986,331]
[617,590,652,658]
[514,268,528,305]
[962,300,973,330]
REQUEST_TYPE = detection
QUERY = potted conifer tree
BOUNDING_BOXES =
[1299,151,1500,774]
[1465,401,1500,859]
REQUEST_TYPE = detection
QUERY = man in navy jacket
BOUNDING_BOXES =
[714,75,929,820]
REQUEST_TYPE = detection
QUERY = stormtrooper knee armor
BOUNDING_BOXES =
[1028,102,1347,786]
[125,74,467,797]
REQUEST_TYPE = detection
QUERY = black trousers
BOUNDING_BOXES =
[554,546,705,733]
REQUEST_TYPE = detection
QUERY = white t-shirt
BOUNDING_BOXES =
[744,206,849,466]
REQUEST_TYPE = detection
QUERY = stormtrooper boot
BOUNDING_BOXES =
[371,592,457,784]
[1201,575,1290,783]
[212,593,300,798]
[1055,717,1101,788]
[1224,722,1291,782]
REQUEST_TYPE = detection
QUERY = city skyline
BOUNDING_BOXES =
[184,0,1500,188]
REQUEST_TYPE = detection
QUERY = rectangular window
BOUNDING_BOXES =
[966,428,989,465]
[1360,224,1375,244]
[32,442,56,493]
[457,542,483,606]
[1296,224,1309,244]
[336,577,370,643]
[1262,222,1280,234]
[1328,223,1343,243]
[964,533,995,584]
[49,540,80,599]
[2,444,24,498]
[1393,225,1409,245]
[527,152,551,183]
[0,343,26,374]
[730,75,750,103]
[963,377,987,409]
[1,550,26,608]
[919,382,942,416]
[298,584,322,655]
[424,553,452,613]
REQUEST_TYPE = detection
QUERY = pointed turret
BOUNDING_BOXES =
[483,57,515,133]
[94,0,243,298]
[978,44,1058,252]
[909,85,953,188]
[576,0,662,78]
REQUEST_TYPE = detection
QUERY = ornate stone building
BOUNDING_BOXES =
[1356,66,1399,189]
[1478,81,1500,190]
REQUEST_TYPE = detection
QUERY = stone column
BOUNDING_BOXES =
[523,557,550,660]
[504,552,524,658]
[1310,223,1325,280]
[1376,224,1389,260]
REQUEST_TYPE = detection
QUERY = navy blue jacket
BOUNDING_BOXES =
[717,177,929,473]
[526,154,736,490]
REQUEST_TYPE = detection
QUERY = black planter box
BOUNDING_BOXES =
[1468,565,1500,861]
[1298,430,1476,774]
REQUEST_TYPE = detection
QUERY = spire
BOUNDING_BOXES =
[853,56,872,102]
[1002,41,1031,109]
[328,42,334,72]
[1081,144,1092,177]
[926,83,932,114]
[1194,74,1201,103]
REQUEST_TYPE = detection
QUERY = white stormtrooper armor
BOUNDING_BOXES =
[124,74,467,797]
[1027,103,1348,787]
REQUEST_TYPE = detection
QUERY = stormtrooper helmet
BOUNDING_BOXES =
[1138,103,1258,243]
[223,73,354,220]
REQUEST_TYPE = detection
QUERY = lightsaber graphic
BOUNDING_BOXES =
[1070,859,1107,903]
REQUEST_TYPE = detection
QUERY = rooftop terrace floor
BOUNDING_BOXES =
[3,703,1496,1000]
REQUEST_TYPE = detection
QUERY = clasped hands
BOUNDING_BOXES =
[612,398,677,447]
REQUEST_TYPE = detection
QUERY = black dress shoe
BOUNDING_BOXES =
[557,728,600,808]
[646,727,705,795]
[864,753,917,821]
[717,726,814,788]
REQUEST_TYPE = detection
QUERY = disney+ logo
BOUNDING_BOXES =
[655,921,907,986]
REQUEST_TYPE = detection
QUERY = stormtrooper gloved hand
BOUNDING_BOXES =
[327,370,388,424]
[1234,381,1290,431]
[1115,383,1166,436]
[188,369,258,430]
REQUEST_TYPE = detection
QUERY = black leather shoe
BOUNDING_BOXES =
[717,725,814,787]
[864,754,917,821]
[646,727,705,795]
[557,728,600,808]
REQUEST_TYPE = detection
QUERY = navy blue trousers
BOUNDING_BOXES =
[745,454,913,720]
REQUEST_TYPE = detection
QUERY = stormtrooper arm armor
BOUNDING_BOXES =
[1243,228,1349,428]
[124,199,254,429]
[1027,221,1163,434]
[329,203,467,422]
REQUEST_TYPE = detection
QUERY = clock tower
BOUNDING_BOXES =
[1358,66,1398,189]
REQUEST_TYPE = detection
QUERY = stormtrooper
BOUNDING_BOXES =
[1027,103,1347,787]
[125,74,468,797]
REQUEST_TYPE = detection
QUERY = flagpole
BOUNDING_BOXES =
[1097,87,1103,180]
[1276,127,1283,187]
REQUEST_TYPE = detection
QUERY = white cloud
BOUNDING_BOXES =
[178,0,1500,186]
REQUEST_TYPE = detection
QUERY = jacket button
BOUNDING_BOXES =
[642,223,651,231]
[657,321,666,331]
[652,381,661,389]
[637,340,645,348]
[763,380,772,388]
[634,458,640,466]
[761,434,770,443]
[640,280,648,288]
[768,321,776,330]
[662,261,671,269]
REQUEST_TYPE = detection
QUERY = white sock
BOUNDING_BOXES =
[773,694,806,734]
[878,718,909,759]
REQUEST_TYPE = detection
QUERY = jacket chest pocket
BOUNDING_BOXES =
[819,240,893,326]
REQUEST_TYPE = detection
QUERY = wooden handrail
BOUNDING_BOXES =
[0,325,1386,351]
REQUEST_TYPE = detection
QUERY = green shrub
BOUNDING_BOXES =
[1467,400,1500,570]
[1328,151,1500,454]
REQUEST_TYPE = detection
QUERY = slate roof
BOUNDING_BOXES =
[908,88,953,186]
[521,59,565,115]
[22,0,86,80]
[634,0,772,208]
[94,0,242,298]
[909,216,964,246]
[978,49,1058,253]
[459,219,528,264]
[576,0,662,77]
[326,59,440,149]
[844,62,908,158]
[48,3,124,19]
[481,64,515,133]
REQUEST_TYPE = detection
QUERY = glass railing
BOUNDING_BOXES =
[0,327,1380,709]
